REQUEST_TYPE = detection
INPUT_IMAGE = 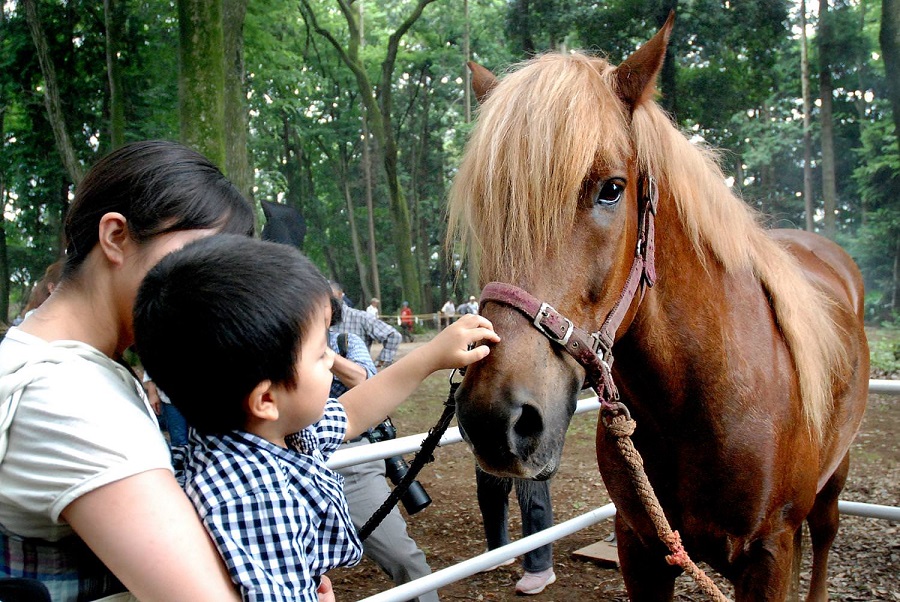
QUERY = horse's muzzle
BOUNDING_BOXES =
[455,381,573,479]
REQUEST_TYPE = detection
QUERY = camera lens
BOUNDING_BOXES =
[384,456,432,515]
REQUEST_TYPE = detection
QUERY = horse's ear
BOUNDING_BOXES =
[468,61,499,104]
[613,11,675,111]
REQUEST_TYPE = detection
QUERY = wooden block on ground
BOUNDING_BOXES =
[573,540,620,567]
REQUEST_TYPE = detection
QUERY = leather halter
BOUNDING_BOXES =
[478,175,659,408]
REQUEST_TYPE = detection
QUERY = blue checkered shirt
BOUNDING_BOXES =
[173,400,362,601]
[329,330,376,398]
[332,305,401,365]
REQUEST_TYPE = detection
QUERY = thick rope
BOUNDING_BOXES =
[605,413,731,602]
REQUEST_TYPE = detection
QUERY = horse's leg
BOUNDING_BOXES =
[615,517,679,601]
[805,453,850,602]
[786,526,803,602]
[732,528,796,601]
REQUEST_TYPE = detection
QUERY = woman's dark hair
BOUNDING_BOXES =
[63,140,255,279]
[134,235,331,435]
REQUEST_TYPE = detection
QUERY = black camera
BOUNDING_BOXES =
[366,418,432,515]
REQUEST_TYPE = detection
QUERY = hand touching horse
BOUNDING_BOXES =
[448,15,868,601]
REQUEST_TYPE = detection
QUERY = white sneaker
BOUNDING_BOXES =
[515,568,556,595]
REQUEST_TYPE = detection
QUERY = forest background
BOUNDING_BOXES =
[1,0,898,324]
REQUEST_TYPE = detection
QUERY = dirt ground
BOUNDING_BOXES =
[329,340,900,601]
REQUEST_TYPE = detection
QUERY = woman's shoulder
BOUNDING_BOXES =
[0,329,137,391]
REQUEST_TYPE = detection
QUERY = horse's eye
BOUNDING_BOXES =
[594,180,625,206]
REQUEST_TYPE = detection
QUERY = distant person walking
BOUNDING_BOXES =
[366,298,380,318]
[400,301,415,343]
[440,299,456,330]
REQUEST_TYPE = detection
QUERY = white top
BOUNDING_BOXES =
[0,328,172,540]
[365,304,378,318]
[441,301,456,316]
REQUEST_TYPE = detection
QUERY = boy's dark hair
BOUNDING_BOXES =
[64,140,255,281]
[134,235,331,435]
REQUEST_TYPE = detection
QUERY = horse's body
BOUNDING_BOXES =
[448,17,868,602]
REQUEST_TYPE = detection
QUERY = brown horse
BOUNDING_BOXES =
[448,15,869,602]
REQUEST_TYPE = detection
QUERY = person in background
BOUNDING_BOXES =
[0,140,255,602]
[330,283,401,369]
[12,260,64,326]
[476,468,556,595]
[330,324,439,602]
[132,235,498,602]
[457,296,479,317]
[366,298,380,318]
[439,299,456,330]
[143,372,189,447]
[399,302,415,343]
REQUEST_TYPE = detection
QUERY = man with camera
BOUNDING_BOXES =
[328,320,439,602]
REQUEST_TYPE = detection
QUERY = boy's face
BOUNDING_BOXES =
[275,300,335,431]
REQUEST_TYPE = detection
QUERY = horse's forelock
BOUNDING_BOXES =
[448,52,630,283]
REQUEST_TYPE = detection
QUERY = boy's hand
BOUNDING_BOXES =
[317,575,335,602]
[422,314,500,371]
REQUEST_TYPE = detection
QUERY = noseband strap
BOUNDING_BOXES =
[479,175,659,406]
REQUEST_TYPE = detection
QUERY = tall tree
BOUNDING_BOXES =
[818,0,838,238]
[298,0,438,312]
[22,0,83,184]
[224,0,252,199]
[883,0,900,158]
[801,0,814,231]
[178,0,226,168]
[104,0,126,148]
[358,1,381,302]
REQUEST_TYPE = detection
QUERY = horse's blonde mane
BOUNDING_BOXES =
[448,53,631,282]
[448,51,843,440]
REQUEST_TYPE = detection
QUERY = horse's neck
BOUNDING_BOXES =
[611,209,770,417]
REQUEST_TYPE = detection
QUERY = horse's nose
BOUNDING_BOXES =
[506,393,545,461]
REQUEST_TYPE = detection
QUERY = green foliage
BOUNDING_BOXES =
[867,326,900,375]
[0,0,897,324]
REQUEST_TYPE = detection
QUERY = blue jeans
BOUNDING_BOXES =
[160,403,189,447]
[475,466,553,573]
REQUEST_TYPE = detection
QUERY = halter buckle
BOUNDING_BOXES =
[533,302,574,346]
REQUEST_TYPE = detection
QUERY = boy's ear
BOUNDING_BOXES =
[246,380,279,422]
[97,212,130,266]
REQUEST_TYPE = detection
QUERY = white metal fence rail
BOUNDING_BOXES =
[327,379,900,602]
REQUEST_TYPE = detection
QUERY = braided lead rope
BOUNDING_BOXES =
[604,413,731,602]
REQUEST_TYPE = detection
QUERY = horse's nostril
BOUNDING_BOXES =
[513,403,544,439]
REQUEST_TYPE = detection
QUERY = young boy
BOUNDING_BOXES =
[132,235,499,602]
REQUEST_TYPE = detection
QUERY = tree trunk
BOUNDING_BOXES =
[178,0,226,169]
[882,0,900,159]
[22,0,84,184]
[298,0,431,312]
[223,0,252,200]
[358,0,381,303]
[0,223,7,325]
[0,8,9,323]
[818,0,838,238]
[295,134,340,280]
[800,0,815,232]
[104,0,126,149]
[362,108,381,303]
[337,145,371,301]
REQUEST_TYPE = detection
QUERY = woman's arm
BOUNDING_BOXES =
[62,469,240,602]
[340,314,499,437]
